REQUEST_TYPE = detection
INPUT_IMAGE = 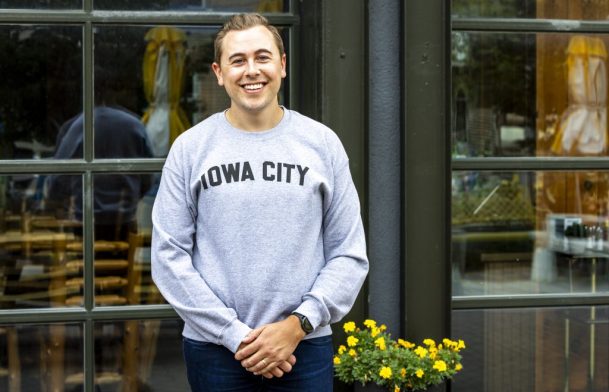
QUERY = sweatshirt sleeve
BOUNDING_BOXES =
[151,146,252,353]
[293,134,369,330]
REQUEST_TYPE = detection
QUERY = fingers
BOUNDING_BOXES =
[235,340,260,361]
[254,359,279,376]
[265,366,285,378]
[240,326,265,346]
[246,357,274,374]
[287,354,296,366]
[277,359,293,373]
[236,327,265,359]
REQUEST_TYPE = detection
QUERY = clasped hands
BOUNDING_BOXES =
[235,315,305,379]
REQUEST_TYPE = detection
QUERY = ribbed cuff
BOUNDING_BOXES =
[220,319,253,353]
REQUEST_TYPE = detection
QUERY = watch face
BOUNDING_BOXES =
[293,312,313,333]
[302,317,313,333]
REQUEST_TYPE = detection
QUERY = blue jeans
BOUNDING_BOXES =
[183,335,334,392]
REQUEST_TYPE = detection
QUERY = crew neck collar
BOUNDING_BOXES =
[219,106,290,140]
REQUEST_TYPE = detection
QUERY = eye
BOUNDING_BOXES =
[257,55,271,62]
[231,58,245,65]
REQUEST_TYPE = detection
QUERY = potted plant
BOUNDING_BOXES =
[334,320,465,391]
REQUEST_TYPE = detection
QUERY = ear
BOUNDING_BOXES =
[281,53,287,79]
[212,62,224,86]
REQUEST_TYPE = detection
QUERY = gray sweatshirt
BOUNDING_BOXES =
[151,108,368,353]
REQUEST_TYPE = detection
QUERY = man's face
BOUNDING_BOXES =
[212,25,286,116]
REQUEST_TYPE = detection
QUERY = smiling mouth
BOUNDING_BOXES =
[242,82,265,91]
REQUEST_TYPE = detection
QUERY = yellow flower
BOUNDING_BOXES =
[400,368,406,377]
[380,324,387,331]
[423,338,436,347]
[349,349,357,357]
[379,366,392,379]
[371,327,380,337]
[394,386,401,392]
[414,346,428,358]
[347,336,359,347]
[338,345,346,354]
[333,356,341,365]
[416,369,424,378]
[433,360,447,372]
[375,337,386,351]
[457,339,466,350]
[455,363,463,371]
[443,338,453,347]
[363,319,377,328]
[398,339,415,349]
[343,321,356,333]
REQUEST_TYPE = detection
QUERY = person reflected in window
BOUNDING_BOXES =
[45,66,153,241]
[151,13,368,392]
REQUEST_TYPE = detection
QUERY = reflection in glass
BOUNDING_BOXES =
[0,175,83,309]
[451,32,537,157]
[0,0,81,9]
[452,0,609,20]
[0,25,82,160]
[94,0,287,12]
[453,307,609,391]
[95,25,228,158]
[0,323,83,391]
[452,171,609,296]
[56,106,154,161]
[94,319,187,391]
[94,25,288,158]
[452,32,609,158]
[90,173,163,306]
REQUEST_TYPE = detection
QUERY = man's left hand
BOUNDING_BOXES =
[235,315,306,375]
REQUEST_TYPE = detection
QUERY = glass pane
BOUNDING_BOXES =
[452,0,609,20]
[452,171,609,296]
[0,323,83,391]
[95,319,188,391]
[0,0,81,9]
[90,173,163,306]
[452,32,609,158]
[94,25,288,158]
[94,0,288,12]
[452,307,609,392]
[94,25,229,158]
[0,174,83,309]
[0,25,82,160]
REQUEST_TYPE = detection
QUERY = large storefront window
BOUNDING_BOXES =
[0,3,299,391]
[452,1,609,391]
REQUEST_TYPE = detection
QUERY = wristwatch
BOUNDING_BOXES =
[292,312,314,334]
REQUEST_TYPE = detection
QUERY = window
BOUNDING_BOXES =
[452,1,609,390]
[0,2,299,390]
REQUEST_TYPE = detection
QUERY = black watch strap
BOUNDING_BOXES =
[292,312,313,334]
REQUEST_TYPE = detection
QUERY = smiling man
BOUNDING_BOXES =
[151,13,368,392]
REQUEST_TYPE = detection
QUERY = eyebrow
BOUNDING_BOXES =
[227,49,274,62]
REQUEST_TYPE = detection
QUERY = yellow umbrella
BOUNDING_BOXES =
[142,26,191,157]
[257,0,283,12]
[552,35,607,156]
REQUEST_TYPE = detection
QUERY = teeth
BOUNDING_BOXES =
[244,83,263,90]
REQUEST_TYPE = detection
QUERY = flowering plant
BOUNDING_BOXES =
[334,320,465,391]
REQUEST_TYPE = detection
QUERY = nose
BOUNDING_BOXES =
[245,59,260,76]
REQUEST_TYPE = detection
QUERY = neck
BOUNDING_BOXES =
[225,104,284,132]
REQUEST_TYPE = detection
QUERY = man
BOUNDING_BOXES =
[151,13,368,391]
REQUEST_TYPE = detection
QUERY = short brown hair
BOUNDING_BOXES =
[214,13,285,64]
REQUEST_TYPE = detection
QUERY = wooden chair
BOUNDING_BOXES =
[0,211,79,392]
[47,230,161,391]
